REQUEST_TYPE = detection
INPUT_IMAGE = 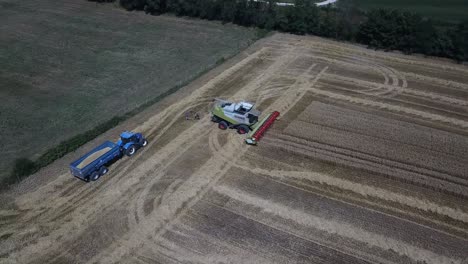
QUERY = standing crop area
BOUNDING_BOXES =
[1,33,468,263]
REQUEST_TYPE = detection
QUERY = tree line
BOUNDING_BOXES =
[91,0,468,62]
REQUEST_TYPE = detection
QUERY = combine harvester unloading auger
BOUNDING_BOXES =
[210,98,280,145]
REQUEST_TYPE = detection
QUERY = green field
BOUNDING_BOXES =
[0,0,257,181]
[352,0,468,24]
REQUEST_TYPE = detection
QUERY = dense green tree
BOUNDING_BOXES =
[198,0,221,20]
[303,4,319,35]
[260,0,278,30]
[318,5,338,38]
[432,32,455,58]
[119,0,146,10]
[274,0,314,35]
[168,0,184,16]
[233,0,249,26]
[144,0,167,14]
[289,0,309,35]
[451,20,468,62]
[358,9,425,53]
[335,0,362,41]
[114,0,466,62]
[220,0,236,23]
[413,19,441,55]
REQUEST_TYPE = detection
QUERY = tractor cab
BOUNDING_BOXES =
[120,131,137,144]
[118,131,145,147]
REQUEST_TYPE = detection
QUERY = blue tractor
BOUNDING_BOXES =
[69,131,147,182]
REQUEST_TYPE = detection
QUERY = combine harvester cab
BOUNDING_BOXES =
[210,98,280,145]
[69,131,147,182]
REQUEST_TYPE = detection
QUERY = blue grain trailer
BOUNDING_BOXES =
[69,131,147,182]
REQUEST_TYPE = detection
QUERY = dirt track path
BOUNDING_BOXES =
[1,33,468,264]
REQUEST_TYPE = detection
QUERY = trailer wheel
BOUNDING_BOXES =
[91,171,100,181]
[211,116,219,122]
[141,139,148,147]
[126,145,136,156]
[218,121,228,130]
[99,166,109,176]
[237,125,249,135]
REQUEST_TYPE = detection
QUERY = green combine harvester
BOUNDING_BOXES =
[210,98,280,145]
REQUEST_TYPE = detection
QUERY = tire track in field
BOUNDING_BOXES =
[152,220,282,264]
[5,42,275,264]
[11,98,207,223]
[87,45,306,263]
[270,65,327,118]
[207,127,468,234]
[259,52,401,102]
[92,122,244,263]
[404,73,468,91]
[199,200,387,264]
[267,134,468,198]
[2,45,274,263]
[48,118,213,264]
[303,53,407,98]
[316,82,468,121]
[196,200,374,264]
[400,89,468,107]
[285,120,467,178]
[4,100,210,260]
[268,39,413,101]
[4,33,468,263]
[322,73,460,104]
[305,85,468,128]
[118,46,324,262]
[256,63,321,110]
[212,185,465,264]
[309,39,468,75]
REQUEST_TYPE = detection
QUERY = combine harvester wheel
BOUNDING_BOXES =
[218,121,228,130]
[245,111,280,145]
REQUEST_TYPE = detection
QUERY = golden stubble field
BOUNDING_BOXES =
[1,33,468,264]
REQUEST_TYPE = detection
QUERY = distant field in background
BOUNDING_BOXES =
[0,0,257,181]
[352,0,468,24]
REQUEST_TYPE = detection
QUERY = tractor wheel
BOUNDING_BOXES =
[91,171,100,181]
[218,121,228,130]
[141,139,148,147]
[126,145,136,156]
[237,125,249,135]
[99,166,109,176]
